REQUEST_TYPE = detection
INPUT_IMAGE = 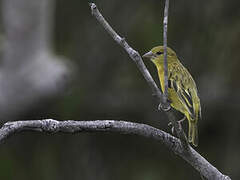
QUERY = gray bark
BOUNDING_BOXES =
[0,119,231,180]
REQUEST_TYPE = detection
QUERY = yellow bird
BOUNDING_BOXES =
[143,46,201,146]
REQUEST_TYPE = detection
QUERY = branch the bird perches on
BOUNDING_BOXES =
[0,118,231,180]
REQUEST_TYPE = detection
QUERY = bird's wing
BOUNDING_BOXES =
[168,62,195,119]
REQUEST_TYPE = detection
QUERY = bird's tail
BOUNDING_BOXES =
[188,119,198,147]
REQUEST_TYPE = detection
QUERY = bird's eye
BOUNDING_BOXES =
[156,51,163,55]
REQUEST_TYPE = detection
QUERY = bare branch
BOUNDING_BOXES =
[89,3,163,102]
[89,2,188,151]
[163,0,170,108]
[161,0,190,151]
[89,3,231,180]
[0,119,231,180]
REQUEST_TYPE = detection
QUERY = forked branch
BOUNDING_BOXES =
[89,3,231,180]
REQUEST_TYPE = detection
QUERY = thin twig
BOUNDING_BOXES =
[161,0,189,150]
[163,0,170,108]
[161,0,189,149]
[161,0,189,151]
[162,0,189,149]
[0,119,231,180]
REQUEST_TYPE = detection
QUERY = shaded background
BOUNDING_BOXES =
[0,0,239,179]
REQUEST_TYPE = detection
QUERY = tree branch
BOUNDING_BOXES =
[162,0,170,108]
[89,3,163,102]
[89,2,231,180]
[161,0,189,152]
[89,2,188,151]
[0,119,230,180]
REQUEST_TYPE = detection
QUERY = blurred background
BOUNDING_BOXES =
[0,0,239,179]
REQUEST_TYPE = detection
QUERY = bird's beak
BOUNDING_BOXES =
[142,51,154,59]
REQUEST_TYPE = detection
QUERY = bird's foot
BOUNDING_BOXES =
[178,116,186,126]
[168,122,175,134]
[168,116,186,134]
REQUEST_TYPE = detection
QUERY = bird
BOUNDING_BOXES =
[143,46,201,146]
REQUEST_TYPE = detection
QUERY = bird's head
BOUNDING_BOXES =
[142,46,177,64]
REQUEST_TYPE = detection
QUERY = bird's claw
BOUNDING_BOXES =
[178,116,186,124]
[168,122,175,134]
[168,116,186,134]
